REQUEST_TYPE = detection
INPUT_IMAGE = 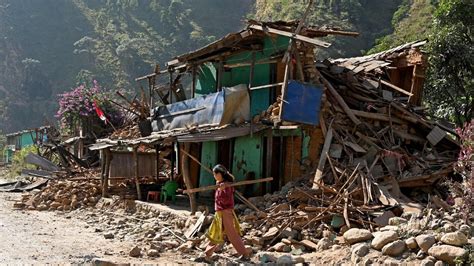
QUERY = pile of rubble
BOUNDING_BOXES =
[110,124,141,140]
[62,188,472,265]
[343,207,472,265]
[18,180,101,211]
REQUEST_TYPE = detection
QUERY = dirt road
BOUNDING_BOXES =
[0,192,181,264]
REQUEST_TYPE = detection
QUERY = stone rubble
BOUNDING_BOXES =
[10,177,472,265]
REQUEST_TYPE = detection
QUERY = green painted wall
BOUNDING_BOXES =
[199,141,218,197]
[20,132,35,148]
[222,35,290,117]
[195,62,217,96]
[193,35,290,116]
[232,135,263,194]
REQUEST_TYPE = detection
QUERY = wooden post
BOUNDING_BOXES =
[191,65,197,98]
[278,59,291,123]
[102,148,111,198]
[248,51,256,136]
[100,149,105,187]
[155,145,160,180]
[181,143,197,214]
[217,60,224,91]
[133,147,142,200]
[312,126,333,189]
[169,71,173,104]
[265,129,273,194]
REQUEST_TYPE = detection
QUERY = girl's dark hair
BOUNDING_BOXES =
[213,164,234,182]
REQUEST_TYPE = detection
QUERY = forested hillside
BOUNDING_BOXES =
[0,0,251,132]
[0,0,449,132]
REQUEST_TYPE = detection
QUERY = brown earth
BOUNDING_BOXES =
[0,191,183,265]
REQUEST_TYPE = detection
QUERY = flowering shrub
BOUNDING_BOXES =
[454,119,473,223]
[56,81,123,134]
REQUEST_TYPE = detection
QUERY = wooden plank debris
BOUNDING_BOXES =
[426,126,447,146]
[249,25,331,48]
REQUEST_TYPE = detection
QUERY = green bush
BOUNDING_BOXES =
[9,145,39,178]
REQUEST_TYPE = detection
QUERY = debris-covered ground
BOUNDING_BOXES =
[0,190,184,264]
[3,173,472,265]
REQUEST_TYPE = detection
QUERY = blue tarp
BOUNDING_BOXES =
[281,80,323,126]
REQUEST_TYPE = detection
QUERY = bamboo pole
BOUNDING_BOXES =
[183,177,274,194]
[181,143,197,214]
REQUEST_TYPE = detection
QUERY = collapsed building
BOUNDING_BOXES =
[89,20,459,217]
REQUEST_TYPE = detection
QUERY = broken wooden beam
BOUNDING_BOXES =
[249,25,331,48]
[380,80,413,96]
[312,126,333,189]
[322,77,362,126]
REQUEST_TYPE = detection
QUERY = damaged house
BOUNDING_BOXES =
[91,21,459,216]
[3,126,50,164]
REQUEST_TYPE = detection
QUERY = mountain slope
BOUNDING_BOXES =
[0,0,251,132]
[0,0,420,132]
[369,0,435,53]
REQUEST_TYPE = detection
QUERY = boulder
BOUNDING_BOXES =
[147,249,159,257]
[276,255,293,264]
[316,238,332,251]
[381,240,406,257]
[443,223,456,233]
[371,231,398,250]
[416,234,436,252]
[440,231,468,247]
[258,252,277,263]
[458,225,471,237]
[270,242,289,252]
[406,236,418,250]
[420,259,435,266]
[103,233,114,239]
[388,217,407,226]
[129,246,141,257]
[343,228,373,244]
[299,239,318,250]
[428,245,468,264]
[351,243,370,257]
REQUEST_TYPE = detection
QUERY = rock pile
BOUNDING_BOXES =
[344,210,472,265]
[19,180,101,211]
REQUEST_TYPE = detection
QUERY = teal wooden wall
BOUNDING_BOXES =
[231,135,263,188]
[195,62,217,96]
[20,132,35,148]
[199,141,218,197]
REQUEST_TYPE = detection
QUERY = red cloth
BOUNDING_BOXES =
[214,182,235,211]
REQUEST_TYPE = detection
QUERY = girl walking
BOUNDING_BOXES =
[202,164,251,261]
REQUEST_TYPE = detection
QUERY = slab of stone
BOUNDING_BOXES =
[416,234,436,252]
[382,240,406,257]
[428,245,468,264]
[440,231,468,246]
[343,228,373,244]
[371,231,398,250]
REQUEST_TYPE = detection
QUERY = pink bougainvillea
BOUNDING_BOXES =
[56,81,123,133]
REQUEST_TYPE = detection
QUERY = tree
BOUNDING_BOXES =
[425,0,474,126]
